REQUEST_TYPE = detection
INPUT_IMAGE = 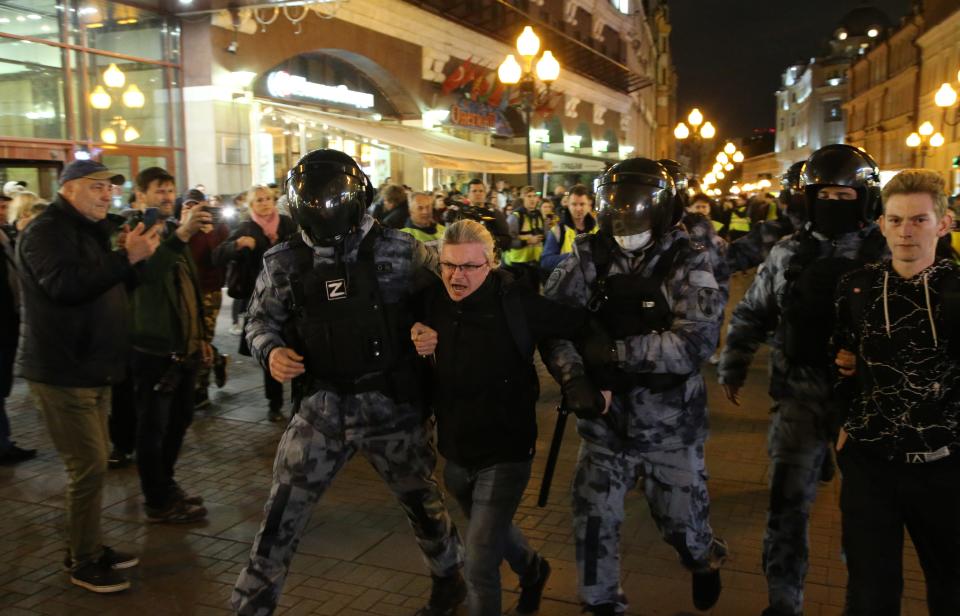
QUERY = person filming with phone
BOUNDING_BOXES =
[16,160,160,592]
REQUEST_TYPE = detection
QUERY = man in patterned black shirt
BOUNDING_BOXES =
[834,169,960,615]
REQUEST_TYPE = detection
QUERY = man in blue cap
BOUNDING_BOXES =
[16,159,160,593]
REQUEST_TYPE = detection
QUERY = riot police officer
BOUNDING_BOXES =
[231,150,465,616]
[717,144,887,616]
[542,158,728,615]
[727,160,808,273]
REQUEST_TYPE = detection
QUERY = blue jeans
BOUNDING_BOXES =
[443,460,539,616]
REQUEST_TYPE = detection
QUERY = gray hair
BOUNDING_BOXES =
[410,191,433,204]
[441,219,498,268]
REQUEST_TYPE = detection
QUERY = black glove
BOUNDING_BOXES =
[579,318,619,368]
[562,375,606,420]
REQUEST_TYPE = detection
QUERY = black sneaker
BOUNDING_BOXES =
[172,484,204,506]
[64,546,139,572]
[107,450,133,470]
[268,407,284,422]
[0,444,37,465]
[583,604,617,616]
[70,560,130,594]
[145,500,207,524]
[214,353,229,388]
[517,557,551,614]
[692,569,722,611]
[414,571,467,616]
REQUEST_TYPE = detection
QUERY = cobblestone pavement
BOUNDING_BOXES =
[0,273,929,616]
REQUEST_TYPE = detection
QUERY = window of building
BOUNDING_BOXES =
[612,0,630,13]
[825,100,842,122]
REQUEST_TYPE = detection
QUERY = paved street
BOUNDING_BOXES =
[0,275,929,616]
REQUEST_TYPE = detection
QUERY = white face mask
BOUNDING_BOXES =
[614,230,653,252]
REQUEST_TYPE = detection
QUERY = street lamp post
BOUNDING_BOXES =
[934,71,960,130]
[906,121,944,167]
[674,108,716,181]
[498,26,560,186]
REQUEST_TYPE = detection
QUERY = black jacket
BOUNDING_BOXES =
[213,215,297,300]
[424,269,586,468]
[15,196,134,386]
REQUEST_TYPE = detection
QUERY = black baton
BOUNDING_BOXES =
[538,402,570,507]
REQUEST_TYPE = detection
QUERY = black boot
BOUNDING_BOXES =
[415,571,466,616]
[692,568,721,611]
[517,557,551,614]
[583,604,617,615]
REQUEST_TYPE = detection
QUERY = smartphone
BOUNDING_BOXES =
[142,207,159,228]
[202,205,223,224]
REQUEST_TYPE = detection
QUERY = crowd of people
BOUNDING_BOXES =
[2,142,960,616]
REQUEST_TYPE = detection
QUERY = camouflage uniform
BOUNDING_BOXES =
[542,228,727,613]
[231,216,464,616]
[196,290,221,390]
[717,225,884,615]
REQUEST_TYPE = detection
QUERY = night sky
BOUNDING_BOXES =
[668,0,910,140]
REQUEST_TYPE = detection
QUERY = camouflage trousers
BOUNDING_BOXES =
[572,439,727,612]
[231,416,464,616]
[196,290,222,390]
[763,398,829,616]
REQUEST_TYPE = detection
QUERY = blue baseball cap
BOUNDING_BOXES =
[59,160,125,186]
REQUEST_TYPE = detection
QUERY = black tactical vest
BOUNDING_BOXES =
[782,227,886,366]
[587,234,687,338]
[286,227,415,392]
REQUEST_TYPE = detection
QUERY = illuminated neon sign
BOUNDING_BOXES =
[265,70,375,109]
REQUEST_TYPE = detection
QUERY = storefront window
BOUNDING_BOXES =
[86,53,169,146]
[0,39,68,139]
[0,1,63,44]
[72,0,173,63]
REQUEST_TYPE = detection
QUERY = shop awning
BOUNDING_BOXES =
[314,113,551,174]
[542,151,611,173]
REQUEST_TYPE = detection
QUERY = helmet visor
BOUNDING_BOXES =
[287,169,366,217]
[596,183,671,236]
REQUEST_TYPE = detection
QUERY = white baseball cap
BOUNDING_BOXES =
[3,180,27,197]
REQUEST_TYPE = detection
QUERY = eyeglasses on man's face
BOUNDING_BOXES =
[439,261,488,274]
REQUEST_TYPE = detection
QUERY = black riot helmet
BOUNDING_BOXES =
[285,149,374,246]
[594,157,676,237]
[781,160,805,193]
[778,160,808,225]
[658,158,688,225]
[799,144,881,232]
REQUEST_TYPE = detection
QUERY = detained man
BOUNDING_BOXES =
[833,169,960,615]
[412,220,596,616]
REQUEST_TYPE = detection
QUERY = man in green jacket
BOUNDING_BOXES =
[130,167,213,524]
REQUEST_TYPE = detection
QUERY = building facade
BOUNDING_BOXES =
[650,0,678,161]
[916,3,960,193]
[0,1,185,201]
[178,0,662,194]
[844,12,922,176]
[775,6,893,173]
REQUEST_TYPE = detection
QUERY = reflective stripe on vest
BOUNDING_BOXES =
[400,224,445,247]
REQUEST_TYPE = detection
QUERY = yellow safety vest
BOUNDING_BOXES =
[559,224,599,255]
[504,211,544,264]
[729,209,751,233]
[400,223,445,248]
[951,231,960,264]
[766,201,779,221]
[711,219,724,232]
